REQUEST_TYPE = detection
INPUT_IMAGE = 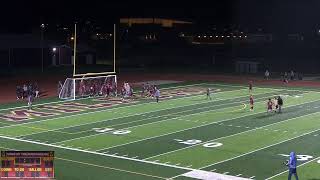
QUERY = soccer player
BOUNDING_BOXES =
[273,97,278,112]
[206,88,212,100]
[27,93,33,110]
[141,83,146,97]
[249,81,253,93]
[265,70,270,80]
[287,152,299,180]
[267,98,273,113]
[249,95,254,111]
[154,88,160,103]
[278,96,283,113]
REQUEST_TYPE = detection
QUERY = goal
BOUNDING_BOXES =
[59,75,117,100]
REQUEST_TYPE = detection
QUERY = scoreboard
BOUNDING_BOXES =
[1,151,54,179]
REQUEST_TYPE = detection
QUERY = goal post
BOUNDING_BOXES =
[72,23,116,77]
[59,75,117,100]
[59,23,118,100]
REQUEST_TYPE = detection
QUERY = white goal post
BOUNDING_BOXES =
[59,75,117,100]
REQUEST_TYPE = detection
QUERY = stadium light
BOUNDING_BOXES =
[52,47,57,52]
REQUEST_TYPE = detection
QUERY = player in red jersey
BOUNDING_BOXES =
[249,95,254,111]
[267,98,273,113]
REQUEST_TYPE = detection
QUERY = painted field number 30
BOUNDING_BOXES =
[175,139,223,148]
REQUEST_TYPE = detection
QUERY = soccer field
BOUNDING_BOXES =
[0,82,320,180]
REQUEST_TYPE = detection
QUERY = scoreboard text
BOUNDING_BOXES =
[1,151,54,179]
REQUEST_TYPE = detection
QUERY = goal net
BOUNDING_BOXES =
[59,75,117,100]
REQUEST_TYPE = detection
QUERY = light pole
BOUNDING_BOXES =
[40,24,45,73]
[52,47,57,66]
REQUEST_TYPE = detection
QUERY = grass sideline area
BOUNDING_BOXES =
[0,81,319,179]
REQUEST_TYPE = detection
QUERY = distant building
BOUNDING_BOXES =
[0,34,95,67]
[120,18,192,28]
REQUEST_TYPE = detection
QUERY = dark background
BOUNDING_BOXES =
[1,1,320,76]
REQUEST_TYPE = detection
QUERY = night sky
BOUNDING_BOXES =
[2,0,320,33]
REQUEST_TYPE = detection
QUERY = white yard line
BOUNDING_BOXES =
[17,87,269,138]
[144,111,320,160]
[53,98,253,145]
[94,94,317,152]
[0,86,249,130]
[0,135,197,172]
[0,144,168,180]
[199,128,320,170]
[265,156,320,180]
[0,82,310,113]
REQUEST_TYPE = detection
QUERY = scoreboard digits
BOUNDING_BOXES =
[1,151,54,179]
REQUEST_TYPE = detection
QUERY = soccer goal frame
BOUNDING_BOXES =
[59,74,117,100]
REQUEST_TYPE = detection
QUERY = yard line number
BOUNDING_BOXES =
[279,154,313,161]
[174,139,223,148]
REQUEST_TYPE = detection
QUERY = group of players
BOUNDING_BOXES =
[16,83,40,100]
[249,81,283,113]
[141,83,161,102]
[206,81,284,113]
[78,79,117,97]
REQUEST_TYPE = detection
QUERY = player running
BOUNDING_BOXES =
[249,95,254,111]
[206,88,212,100]
[273,96,278,112]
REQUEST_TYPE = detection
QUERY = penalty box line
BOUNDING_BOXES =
[0,145,168,180]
